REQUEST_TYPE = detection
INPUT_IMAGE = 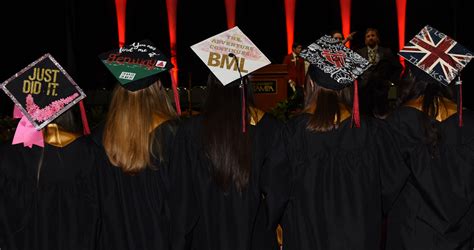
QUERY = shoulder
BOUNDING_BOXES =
[285,113,310,138]
[255,112,283,130]
[153,118,180,134]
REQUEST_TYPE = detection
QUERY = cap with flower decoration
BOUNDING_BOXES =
[1,53,86,130]
[1,53,89,148]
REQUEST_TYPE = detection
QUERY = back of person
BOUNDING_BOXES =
[169,75,289,250]
[94,41,179,250]
[385,101,474,250]
[282,40,408,249]
[385,29,474,248]
[0,124,98,250]
[283,114,403,250]
[93,118,178,250]
[0,53,98,250]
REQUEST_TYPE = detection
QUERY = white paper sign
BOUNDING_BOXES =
[191,26,271,85]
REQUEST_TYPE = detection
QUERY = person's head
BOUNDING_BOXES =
[49,108,81,133]
[364,28,380,48]
[203,74,253,193]
[304,65,352,132]
[292,42,303,55]
[397,65,454,157]
[330,30,344,42]
[397,65,453,110]
[103,80,177,174]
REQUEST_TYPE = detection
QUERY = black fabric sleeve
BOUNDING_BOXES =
[377,122,411,215]
[260,123,291,229]
[169,125,199,250]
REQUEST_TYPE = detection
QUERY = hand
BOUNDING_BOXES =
[289,81,296,92]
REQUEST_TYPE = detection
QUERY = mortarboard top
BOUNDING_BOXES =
[1,53,85,130]
[190,26,271,86]
[300,35,371,90]
[399,25,473,86]
[99,40,173,92]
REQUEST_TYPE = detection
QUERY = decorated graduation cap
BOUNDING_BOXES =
[190,26,271,132]
[99,40,174,91]
[1,53,88,147]
[300,35,371,127]
[399,25,473,126]
[191,26,271,85]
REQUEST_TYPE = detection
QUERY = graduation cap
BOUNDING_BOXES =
[190,26,271,132]
[300,35,371,127]
[399,25,474,126]
[1,54,88,147]
[99,40,174,91]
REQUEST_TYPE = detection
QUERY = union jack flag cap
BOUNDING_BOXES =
[399,25,473,86]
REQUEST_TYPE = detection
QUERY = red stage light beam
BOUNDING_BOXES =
[284,0,296,54]
[166,0,181,114]
[225,0,236,28]
[396,0,407,68]
[339,0,351,47]
[114,0,127,47]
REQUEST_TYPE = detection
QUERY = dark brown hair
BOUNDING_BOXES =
[202,74,253,192]
[397,67,454,157]
[304,76,351,132]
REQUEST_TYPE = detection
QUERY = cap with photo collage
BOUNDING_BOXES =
[0,53,89,147]
[399,25,473,126]
[190,26,271,132]
[300,35,372,127]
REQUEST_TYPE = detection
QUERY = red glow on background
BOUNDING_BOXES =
[114,0,127,47]
[166,0,181,114]
[225,0,236,28]
[284,0,296,54]
[396,0,407,68]
[339,0,351,48]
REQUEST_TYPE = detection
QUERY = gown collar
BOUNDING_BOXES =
[43,123,81,148]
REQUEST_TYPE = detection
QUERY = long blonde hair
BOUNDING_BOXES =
[103,81,177,174]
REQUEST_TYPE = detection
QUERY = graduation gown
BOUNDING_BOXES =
[0,130,98,250]
[92,119,178,250]
[169,114,290,250]
[385,105,474,250]
[282,113,409,250]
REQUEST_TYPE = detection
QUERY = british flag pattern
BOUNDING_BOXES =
[399,25,473,85]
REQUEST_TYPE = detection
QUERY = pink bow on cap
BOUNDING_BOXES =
[12,106,44,148]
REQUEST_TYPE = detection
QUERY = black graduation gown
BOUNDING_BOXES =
[92,119,178,250]
[385,107,474,250]
[282,114,409,250]
[169,114,290,250]
[0,137,99,250]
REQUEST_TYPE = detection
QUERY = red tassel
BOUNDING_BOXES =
[79,100,91,135]
[458,77,463,127]
[352,80,360,128]
[241,84,246,133]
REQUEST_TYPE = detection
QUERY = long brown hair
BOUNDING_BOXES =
[103,80,177,174]
[304,76,351,132]
[202,74,253,193]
